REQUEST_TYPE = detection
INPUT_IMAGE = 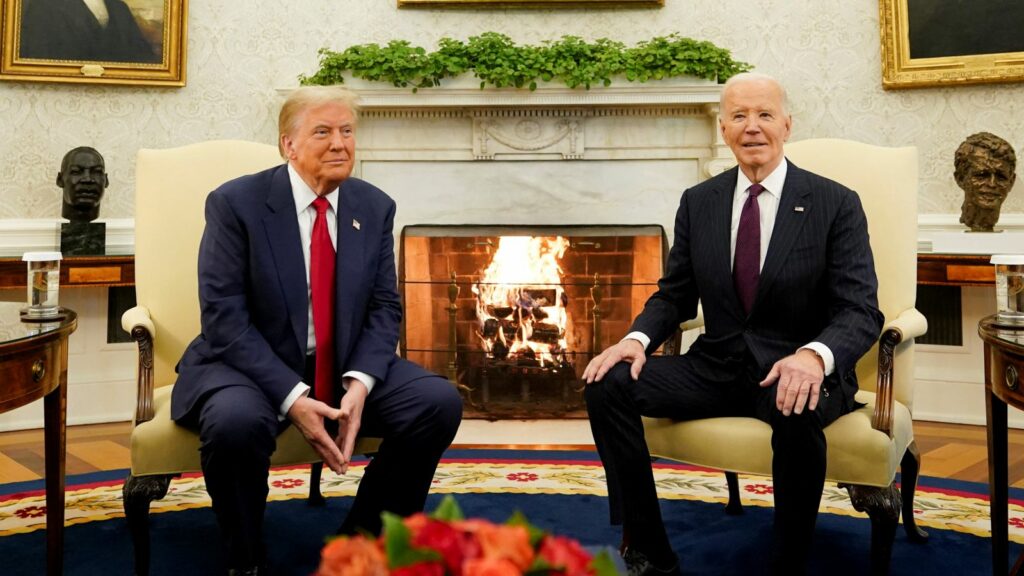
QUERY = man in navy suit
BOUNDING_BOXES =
[583,73,883,575]
[172,86,462,575]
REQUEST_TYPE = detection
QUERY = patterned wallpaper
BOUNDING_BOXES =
[1,0,1023,220]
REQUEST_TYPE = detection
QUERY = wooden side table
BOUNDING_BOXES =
[0,303,78,576]
[980,315,1024,575]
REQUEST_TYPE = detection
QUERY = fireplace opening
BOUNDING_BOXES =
[399,225,666,419]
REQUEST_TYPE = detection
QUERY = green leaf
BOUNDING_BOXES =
[589,549,620,576]
[381,512,442,569]
[430,494,465,522]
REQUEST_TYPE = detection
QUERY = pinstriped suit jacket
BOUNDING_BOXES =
[630,162,884,406]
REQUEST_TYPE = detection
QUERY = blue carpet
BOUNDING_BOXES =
[0,450,1020,575]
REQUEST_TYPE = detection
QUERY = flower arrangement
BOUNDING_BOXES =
[317,495,618,575]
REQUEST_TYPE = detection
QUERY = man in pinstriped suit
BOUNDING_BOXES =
[583,72,884,576]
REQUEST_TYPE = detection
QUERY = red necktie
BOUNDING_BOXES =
[310,197,336,403]
[733,183,764,315]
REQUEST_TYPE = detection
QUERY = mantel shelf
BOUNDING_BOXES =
[278,76,723,110]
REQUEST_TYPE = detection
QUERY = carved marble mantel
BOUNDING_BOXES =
[293,77,730,238]
[347,76,730,177]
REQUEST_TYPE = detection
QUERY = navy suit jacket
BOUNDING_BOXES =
[172,164,428,422]
[630,162,884,407]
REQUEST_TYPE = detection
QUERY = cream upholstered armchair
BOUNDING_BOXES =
[121,140,380,576]
[643,139,928,575]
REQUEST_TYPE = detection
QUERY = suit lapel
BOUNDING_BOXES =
[335,180,365,358]
[755,162,811,309]
[263,166,309,353]
[708,169,739,310]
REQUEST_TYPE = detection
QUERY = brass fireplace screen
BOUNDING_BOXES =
[399,225,665,419]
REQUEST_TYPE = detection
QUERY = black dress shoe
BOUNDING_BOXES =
[622,547,681,576]
[227,567,260,576]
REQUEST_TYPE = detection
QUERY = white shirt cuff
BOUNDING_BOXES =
[623,331,651,351]
[343,371,376,395]
[279,382,310,420]
[800,342,835,376]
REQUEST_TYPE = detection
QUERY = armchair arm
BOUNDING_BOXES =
[680,305,705,332]
[122,306,156,424]
[871,308,927,437]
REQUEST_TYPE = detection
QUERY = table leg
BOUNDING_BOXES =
[43,372,66,576]
[987,386,1009,576]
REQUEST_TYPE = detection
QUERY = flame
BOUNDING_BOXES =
[472,236,571,366]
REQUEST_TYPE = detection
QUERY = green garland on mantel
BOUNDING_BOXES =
[299,32,751,91]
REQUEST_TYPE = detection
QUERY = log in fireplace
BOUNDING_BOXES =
[399,225,666,419]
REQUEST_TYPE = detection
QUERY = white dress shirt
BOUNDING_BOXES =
[278,164,376,418]
[625,159,835,376]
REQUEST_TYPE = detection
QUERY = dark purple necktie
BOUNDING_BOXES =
[733,183,764,315]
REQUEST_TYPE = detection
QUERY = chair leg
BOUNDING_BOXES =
[308,462,326,507]
[845,483,901,576]
[123,473,172,576]
[724,471,744,515]
[899,441,929,543]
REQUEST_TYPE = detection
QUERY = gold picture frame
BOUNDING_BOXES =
[399,0,662,7]
[0,0,187,86]
[880,0,1024,89]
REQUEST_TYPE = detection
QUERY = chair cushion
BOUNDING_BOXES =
[642,391,913,487]
[130,385,381,477]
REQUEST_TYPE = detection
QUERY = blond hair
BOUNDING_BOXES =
[278,86,361,156]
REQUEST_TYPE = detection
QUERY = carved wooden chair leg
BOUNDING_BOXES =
[899,441,928,542]
[308,462,326,507]
[724,471,744,515]
[123,473,173,576]
[845,483,901,576]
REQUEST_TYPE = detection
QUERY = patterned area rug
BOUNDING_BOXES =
[0,449,1019,575]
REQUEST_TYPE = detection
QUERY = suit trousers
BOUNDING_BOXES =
[584,351,847,574]
[189,357,462,570]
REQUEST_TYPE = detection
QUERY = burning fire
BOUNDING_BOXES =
[473,236,572,366]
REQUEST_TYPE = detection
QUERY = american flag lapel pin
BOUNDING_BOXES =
[794,206,805,212]
[352,219,361,230]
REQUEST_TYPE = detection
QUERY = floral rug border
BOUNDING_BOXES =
[0,460,1011,542]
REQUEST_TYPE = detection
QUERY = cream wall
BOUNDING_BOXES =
[0,1,1023,219]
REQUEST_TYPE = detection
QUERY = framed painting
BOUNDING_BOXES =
[880,0,1024,89]
[399,0,662,7]
[0,0,187,86]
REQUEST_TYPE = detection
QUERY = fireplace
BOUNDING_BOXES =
[400,225,665,419]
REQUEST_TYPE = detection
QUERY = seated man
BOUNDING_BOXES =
[171,86,463,575]
[583,72,883,576]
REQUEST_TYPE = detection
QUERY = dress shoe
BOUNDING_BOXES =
[227,566,260,576]
[622,547,681,576]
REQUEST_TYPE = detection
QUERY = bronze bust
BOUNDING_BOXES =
[58,147,109,223]
[954,132,1017,232]
[58,147,108,255]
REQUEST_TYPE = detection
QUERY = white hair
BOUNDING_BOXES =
[719,72,789,116]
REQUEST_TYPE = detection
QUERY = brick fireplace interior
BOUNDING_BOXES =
[400,225,665,419]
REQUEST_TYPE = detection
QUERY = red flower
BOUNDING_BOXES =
[14,505,46,519]
[392,562,445,576]
[271,478,304,489]
[506,472,539,483]
[1010,518,1024,529]
[538,535,592,575]
[744,484,773,495]
[407,515,471,574]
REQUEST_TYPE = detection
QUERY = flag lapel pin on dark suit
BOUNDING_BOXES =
[794,207,805,212]
[352,219,361,230]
